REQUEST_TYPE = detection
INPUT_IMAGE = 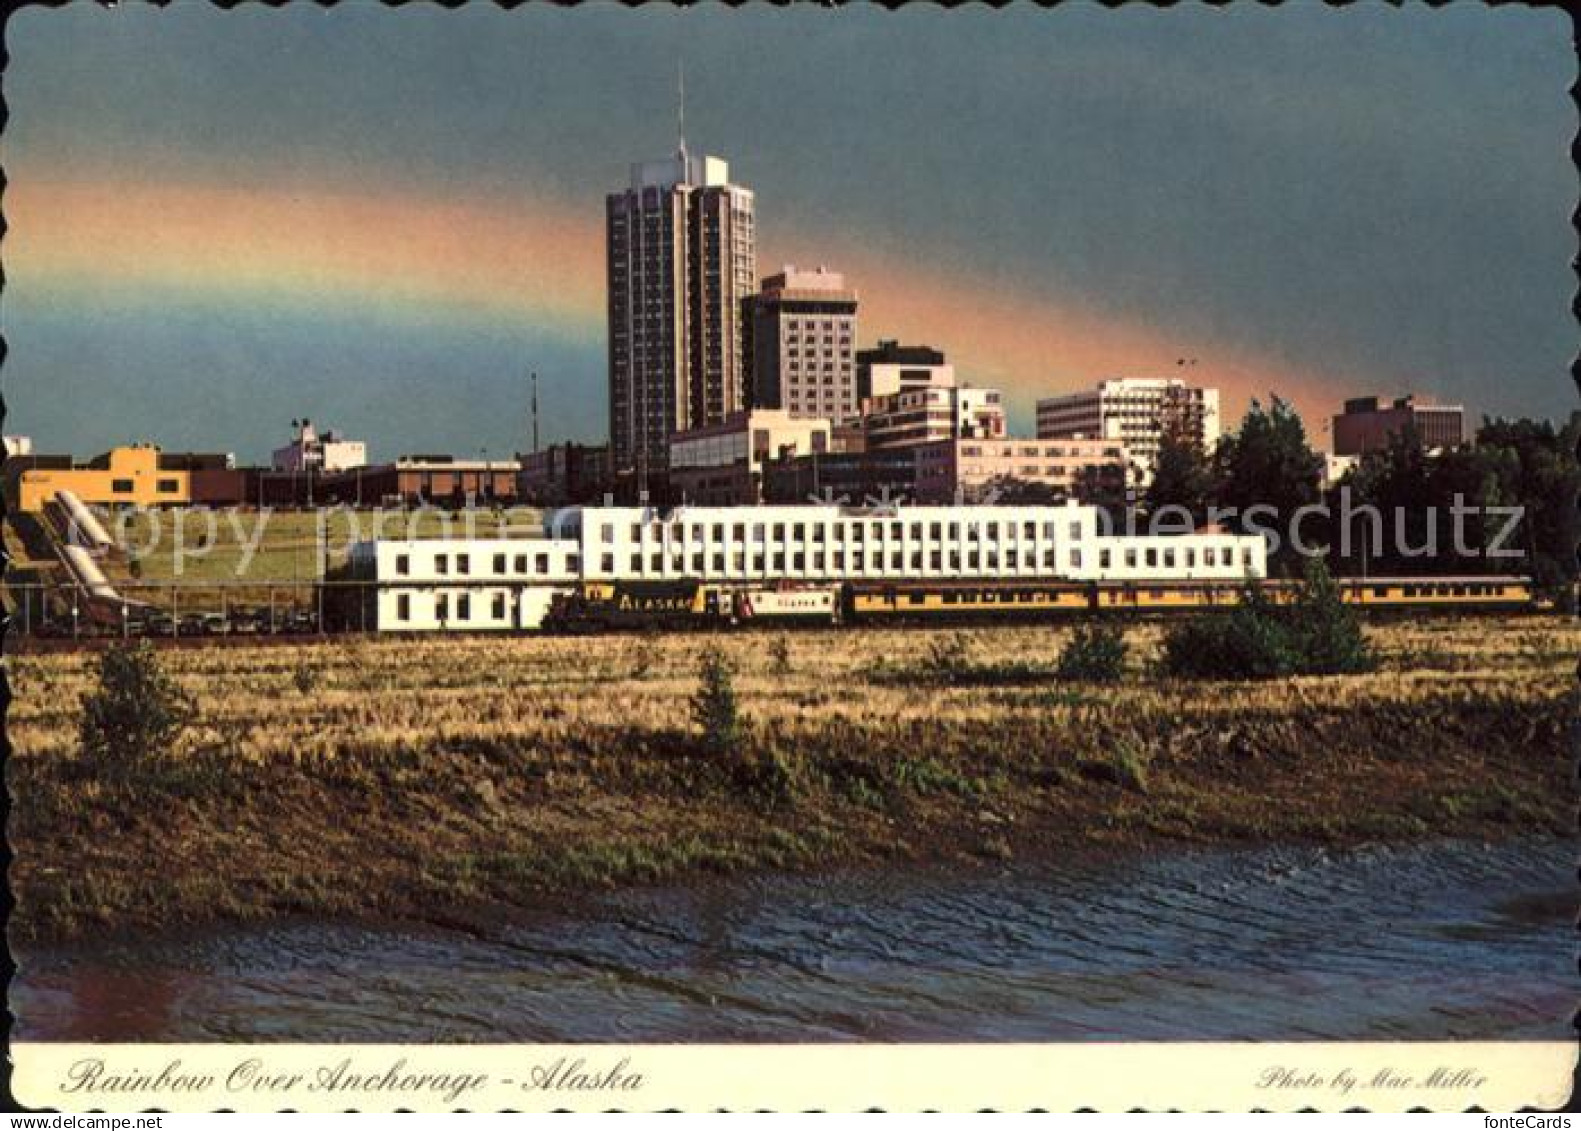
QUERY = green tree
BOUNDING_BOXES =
[79,641,196,778]
[1338,415,1575,595]
[1214,397,1325,571]
[1163,563,1375,680]
[1070,463,1129,527]
[1475,415,1580,603]
[1145,433,1216,526]
[1288,556,1374,674]
[691,647,743,756]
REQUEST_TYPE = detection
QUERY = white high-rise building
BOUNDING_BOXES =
[1037,378,1220,482]
[606,147,756,483]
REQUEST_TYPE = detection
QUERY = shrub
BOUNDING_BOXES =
[890,753,975,796]
[732,744,799,810]
[1077,739,1150,794]
[79,641,196,778]
[1161,585,1298,680]
[1288,557,1374,674]
[630,634,658,679]
[691,647,743,757]
[768,635,791,675]
[1162,563,1375,680]
[922,633,972,684]
[292,662,318,695]
[1057,622,1128,683]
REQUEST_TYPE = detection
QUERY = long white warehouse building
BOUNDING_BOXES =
[341,502,1266,632]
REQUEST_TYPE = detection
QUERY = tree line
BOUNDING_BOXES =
[1097,396,1577,603]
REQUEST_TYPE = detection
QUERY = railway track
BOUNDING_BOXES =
[2,604,1547,655]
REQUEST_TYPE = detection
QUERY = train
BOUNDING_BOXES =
[542,574,1538,632]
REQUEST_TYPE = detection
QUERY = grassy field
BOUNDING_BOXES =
[7,616,1574,941]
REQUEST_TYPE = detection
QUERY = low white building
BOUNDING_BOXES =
[343,502,1266,632]
[553,503,1260,584]
[344,537,580,631]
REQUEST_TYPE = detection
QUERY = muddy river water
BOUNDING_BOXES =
[14,838,1570,1042]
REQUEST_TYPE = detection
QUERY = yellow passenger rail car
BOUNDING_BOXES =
[1096,576,1533,613]
[845,580,1093,622]
[1329,576,1532,609]
[546,574,1537,633]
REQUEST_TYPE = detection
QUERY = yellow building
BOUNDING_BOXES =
[18,445,191,512]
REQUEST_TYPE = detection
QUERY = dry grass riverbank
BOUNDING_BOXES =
[7,616,1574,942]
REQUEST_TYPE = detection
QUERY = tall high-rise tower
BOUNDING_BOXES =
[606,145,756,482]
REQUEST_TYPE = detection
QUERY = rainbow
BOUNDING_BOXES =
[8,168,1352,434]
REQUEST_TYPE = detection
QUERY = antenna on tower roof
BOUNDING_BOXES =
[676,59,688,160]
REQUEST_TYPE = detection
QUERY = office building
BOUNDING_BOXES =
[1037,378,1220,482]
[864,385,1006,450]
[745,266,859,424]
[669,409,832,505]
[17,445,234,512]
[518,443,611,507]
[606,148,756,482]
[1331,395,1465,456]
[856,340,954,402]
[913,437,1128,503]
[762,448,922,505]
